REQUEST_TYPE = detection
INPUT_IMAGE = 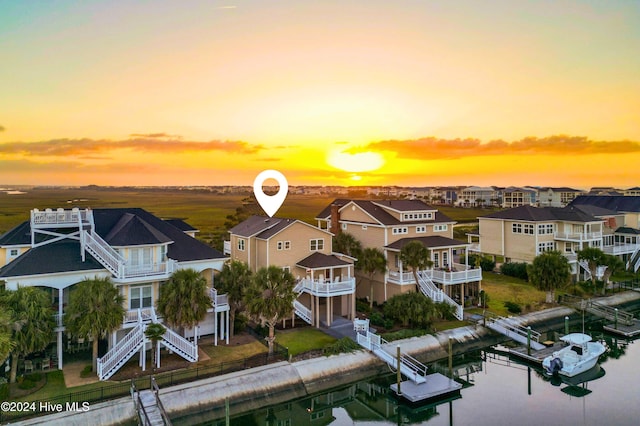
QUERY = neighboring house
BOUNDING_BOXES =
[537,187,584,208]
[473,203,640,277]
[227,215,356,328]
[501,187,537,208]
[624,187,640,197]
[0,207,229,380]
[430,187,459,205]
[316,199,482,319]
[457,187,499,207]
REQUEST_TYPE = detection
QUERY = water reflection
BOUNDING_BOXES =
[174,333,639,426]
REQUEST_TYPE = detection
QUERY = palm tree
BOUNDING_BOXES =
[157,268,211,336]
[65,277,125,373]
[333,232,362,259]
[357,248,387,308]
[577,247,606,286]
[5,286,55,383]
[527,251,571,303]
[399,240,433,291]
[244,266,296,354]
[0,308,14,367]
[144,322,166,371]
[601,254,625,294]
[217,260,252,337]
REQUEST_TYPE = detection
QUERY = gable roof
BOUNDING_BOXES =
[570,195,640,213]
[164,219,198,232]
[315,199,454,225]
[229,215,328,240]
[0,241,104,278]
[385,236,468,251]
[481,205,600,222]
[0,221,31,246]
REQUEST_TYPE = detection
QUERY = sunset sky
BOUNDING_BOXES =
[1,0,639,188]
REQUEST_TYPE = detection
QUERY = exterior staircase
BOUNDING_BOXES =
[82,230,125,277]
[628,246,640,273]
[97,307,197,381]
[356,329,427,384]
[416,271,464,320]
[293,281,313,324]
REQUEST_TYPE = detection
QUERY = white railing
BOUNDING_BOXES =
[356,330,427,384]
[293,300,312,324]
[97,322,144,380]
[425,266,482,285]
[209,288,229,311]
[296,278,356,296]
[123,261,175,279]
[467,243,481,252]
[564,252,578,262]
[223,241,231,255]
[604,243,640,255]
[554,231,602,241]
[83,231,125,277]
[628,245,640,272]
[162,327,198,362]
[387,271,415,285]
[53,313,64,328]
[417,271,463,320]
[31,208,90,226]
[484,314,545,350]
[124,308,154,324]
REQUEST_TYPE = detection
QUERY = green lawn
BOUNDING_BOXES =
[275,327,337,356]
[478,272,548,317]
[200,340,267,361]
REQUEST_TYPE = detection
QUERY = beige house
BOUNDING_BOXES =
[316,199,482,319]
[227,215,356,327]
[473,203,640,277]
[537,187,584,208]
[0,207,229,380]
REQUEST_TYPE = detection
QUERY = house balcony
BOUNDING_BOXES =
[388,263,482,286]
[296,277,356,297]
[554,231,602,242]
[603,243,640,256]
[122,307,155,327]
[209,288,230,312]
[31,207,91,228]
[113,260,177,283]
[223,241,231,256]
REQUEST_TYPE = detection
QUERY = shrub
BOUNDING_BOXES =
[501,262,529,280]
[18,379,35,390]
[323,337,360,356]
[383,319,394,329]
[234,314,248,333]
[384,292,435,328]
[80,365,93,378]
[467,254,496,272]
[356,298,371,314]
[370,312,385,327]
[504,301,522,314]
[381,329,429,341]
[435,301,456,320]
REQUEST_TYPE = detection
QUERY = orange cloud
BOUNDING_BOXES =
[0,137,264,157]
[357,135,640,160]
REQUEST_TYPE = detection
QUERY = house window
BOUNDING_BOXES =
[512,223,523,234]
[341,223,347,230]
[362,225,368,230]
[537,242,555,254]
[537,224,554,234]
[130,286,152,309]
[310,239,324,251]
[9,249,18,257]
[416,226,426,233]
[282,266,290,273]
[392,227,408,235]
[442,251,449,267]
[523,224,535,235]
[129,247,152,267]
[434,224,447,232]
[277,241,291,250]
[433,252,439,268]
[237,238,245,251]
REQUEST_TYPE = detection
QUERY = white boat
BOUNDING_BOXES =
[542,333,606,377]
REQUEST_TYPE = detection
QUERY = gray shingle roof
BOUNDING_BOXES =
[164,219,198,232]
[296,252,352,269]
[104,213,173,246]
[481,205,600,222]
[228,215,297,239]
[385,236,468,251]
[316,199,453,225]
[570,195,640,213]
[0,221,31,246]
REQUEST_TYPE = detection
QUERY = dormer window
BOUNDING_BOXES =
[402,212,433,221]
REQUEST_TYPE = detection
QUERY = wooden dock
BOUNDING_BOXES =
[603,319,640,337]
[508,342,565,365]
[390,373,462,403]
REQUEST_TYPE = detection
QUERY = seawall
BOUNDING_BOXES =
[15,291,640,425]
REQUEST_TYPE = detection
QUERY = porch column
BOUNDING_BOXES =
[315,295,320,328]
[326,297,331,327]
[351,293,356,320]
[461,283,465,306]
[214,310,218,346]
[111,331,117,351]
[226,310,230,345]
[219,312,225,341]
[57,331,63,370]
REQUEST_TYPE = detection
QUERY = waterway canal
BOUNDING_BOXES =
[174,331,639,426]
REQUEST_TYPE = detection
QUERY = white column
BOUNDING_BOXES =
[156,343,161,369]
[214,310,218,346]
[219,312,225,341]
[57,331,63,370]
[226,310,230,345]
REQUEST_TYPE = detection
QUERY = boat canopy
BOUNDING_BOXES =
[560,333,592,345]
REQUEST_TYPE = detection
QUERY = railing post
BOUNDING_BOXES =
[527,326,531,356]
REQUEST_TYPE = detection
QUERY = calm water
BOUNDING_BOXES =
[174,332,640,426]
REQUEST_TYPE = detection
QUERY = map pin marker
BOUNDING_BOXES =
[253,170,288,217]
